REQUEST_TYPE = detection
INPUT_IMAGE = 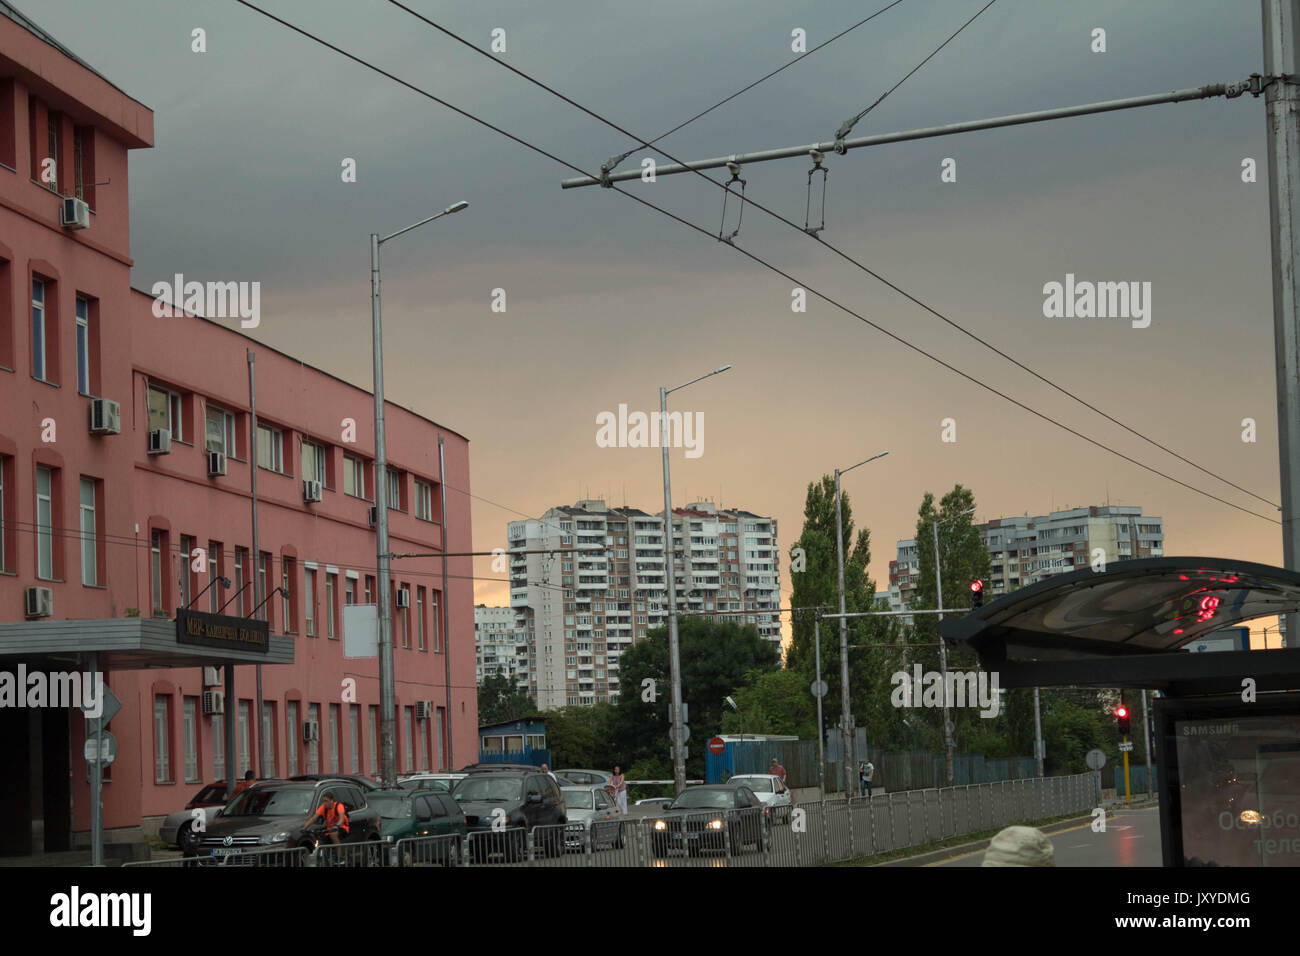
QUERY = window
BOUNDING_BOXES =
[307,703,320,773]
[386,467,402,510]
[75,296,89,394]
[154,696,172,784]
[417,587,426,650]
[257,552,270,624]
[212,710,225,780]
[329,704,340,773]
[183,697,199,783]
[430,591,441,652]
[261,702,275,777]
[326,573,337,639]
[147,385,183,441]
[345,578,356,606]
[0,457,7,573]
[282,558,294,631]
[257,424,283,473]
[399,586,410,648]
[233,547,247,616]
[286,700,299,775]
[150,530,165,613]
[404,707,414,772]
[207,541,221,613]
[419,717,429,771]
[46,110,59,191]
[349,703,360,772]
[32,279,47,381]
[205,404,237,457]
[415,480,434,521]
[178,534,193,606]
[368,706,378,774]
[344,456,366,498]
[302,441,327,485]
[238,700,252,776]
[34,466,55,579]
[304,569,316,636]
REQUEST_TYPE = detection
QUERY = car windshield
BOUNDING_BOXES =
[563,790,594,809]
[732,777,773,792]
[399,779,450,792]
[222,786,315,817]
[192,784,226,804]
[454,777,523,802]
[671,789,734,810]
[369,794,413,819]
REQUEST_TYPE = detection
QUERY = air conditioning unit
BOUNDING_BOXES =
[60,196,90,230]
[147,429,172,455]
[415,700,433,720]
[88,398,121,436]
[202,666,222,688]
[303,479,323,503]
[202,690,225,716]
[303,720,320,742]
[396,588,411,609]
[24,586,53,619]
[207,451,227,476]
[368,506,378,527]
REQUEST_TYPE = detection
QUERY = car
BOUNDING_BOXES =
[726,773,794,822]
[554,768,613,788]
[452,768,567,861]
[368,789,468,865]
[186,778,382,863]
[396,773,467,794]
[560,785,625,851]
[649,784,770,857]
[159,783,229,851]
[635,797,674,811]
[288,773,384,792]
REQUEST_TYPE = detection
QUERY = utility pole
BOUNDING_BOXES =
[932,519,954,788]
[1264,0,1300,648]
[1033,686,1044,777]
[1141,688,1154,798]
[814,613,826,803]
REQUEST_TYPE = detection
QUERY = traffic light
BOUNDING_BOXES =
[970,579,984,609]
[1116,705,1130,737]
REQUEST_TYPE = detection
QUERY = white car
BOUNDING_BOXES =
[396,773,466,794]
[726,774,793,822]
[560,785,625,851]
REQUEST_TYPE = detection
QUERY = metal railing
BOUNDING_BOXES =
[124,845,310,867]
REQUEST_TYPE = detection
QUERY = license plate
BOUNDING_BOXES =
[210,847,243,856]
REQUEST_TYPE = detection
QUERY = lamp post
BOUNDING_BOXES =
[833,450,888,796]
[662,364,731,795]
[725,695,743,743]
[371,200,469,786]
[932,505,975,788]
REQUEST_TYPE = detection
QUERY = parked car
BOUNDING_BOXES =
[159,783,228,851]
[649,784,770,857]
[452,769,567,861]
[726,773,794,822]
[555,769,613,788]
[560,785,625,850]
[397,773,467,794]
[635,797,674,811]
[368,789,467,865]
[289,773,384,792]
[186,778,382,862]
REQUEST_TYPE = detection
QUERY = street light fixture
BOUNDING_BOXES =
[662,363,731,795]
[371,200,469,787]
[833,450,888,797]
[932,505,975,788]
[725,695,743,743]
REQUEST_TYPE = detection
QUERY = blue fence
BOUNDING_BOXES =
[1113,765,1157,793]
[476,748,552,767]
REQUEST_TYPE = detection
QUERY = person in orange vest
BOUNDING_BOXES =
[232,770,255,795]
[304,790,350,845]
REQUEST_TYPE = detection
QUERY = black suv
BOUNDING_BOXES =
[187,778,382,861]
[452,768,567,859]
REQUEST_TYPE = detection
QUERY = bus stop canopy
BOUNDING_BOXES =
[938,557,1300,695]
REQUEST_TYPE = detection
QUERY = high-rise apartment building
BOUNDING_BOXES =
[475,604,524,685]
[509,499,780,709]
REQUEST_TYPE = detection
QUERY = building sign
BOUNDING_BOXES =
[176,609,269,654]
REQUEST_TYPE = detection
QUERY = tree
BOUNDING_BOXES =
[544,703,615,768]
[718,668,819,740]
[476,673,535,726]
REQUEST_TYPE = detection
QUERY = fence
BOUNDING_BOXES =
[709,738,1037,792]
[475,747,551,767]
[131,771,1098,868]
[1113,765,1158,794]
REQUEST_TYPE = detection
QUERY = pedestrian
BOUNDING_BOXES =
[610,765,628,815]
[233,769,255,795]
[541,763,558,782]
[858,761,868,798]
[304,790,350,846]
[863,761,875,798]
[981,825,1055,866]
[769,756,786,785]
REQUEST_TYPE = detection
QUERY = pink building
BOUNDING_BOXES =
[0,3,476,857]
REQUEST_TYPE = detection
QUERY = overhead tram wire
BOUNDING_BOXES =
[381,1,1279,511]
[227,0,1279,525]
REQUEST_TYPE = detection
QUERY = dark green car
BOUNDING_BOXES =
[370,789,468,866]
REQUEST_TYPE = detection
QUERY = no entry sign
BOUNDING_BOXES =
[708,736,726,755]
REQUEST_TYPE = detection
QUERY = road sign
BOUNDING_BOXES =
[670,724,690,745]
[84,732,118,766]
[1086,748,1106,770]
[708,736,726,755]
[1118,741,1134,752]
[810,680,828,698]
[82,683,121,727]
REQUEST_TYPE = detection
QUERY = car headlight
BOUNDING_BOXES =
[653,820,667,831]
[263,831,291,845]
[709,819,723,830]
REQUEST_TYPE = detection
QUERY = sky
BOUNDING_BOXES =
[28,0,1286,639]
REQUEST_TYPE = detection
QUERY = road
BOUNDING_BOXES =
[933,805,1162,867]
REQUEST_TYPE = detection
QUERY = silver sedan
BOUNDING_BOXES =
[560,785,625,851]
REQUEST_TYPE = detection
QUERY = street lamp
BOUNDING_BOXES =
[725,695,743,743]
[663,363,731,795]
[833,450,888,797]
[932,505,975,788]
[371,200,469,786]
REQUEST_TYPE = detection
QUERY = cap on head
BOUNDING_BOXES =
[981,826,1055,867]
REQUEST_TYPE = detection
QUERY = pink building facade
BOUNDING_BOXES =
[0,5,476,856]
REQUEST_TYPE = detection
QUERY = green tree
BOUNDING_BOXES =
[718,668,819,740]
[476,673,535,726]
[544,703,615,768]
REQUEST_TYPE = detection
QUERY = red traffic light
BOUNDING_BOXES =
[970,580,983,592]
[1115,706,1129,719]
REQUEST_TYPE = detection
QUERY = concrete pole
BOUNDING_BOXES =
[371,233,397,786]
[89,650,102,866]
[439,436,453,770]
[814,615,826,802]
[1141,688,1154,797]
[1263,0,1300,648]
[248,350,265,780]
[224,661,236,793]
[661,386,685,795]
[833,470,853,797]
[1033,686,1044,777]
[932,519,954,787]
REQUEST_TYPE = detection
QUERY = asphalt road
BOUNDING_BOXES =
[933,805,1163,867]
